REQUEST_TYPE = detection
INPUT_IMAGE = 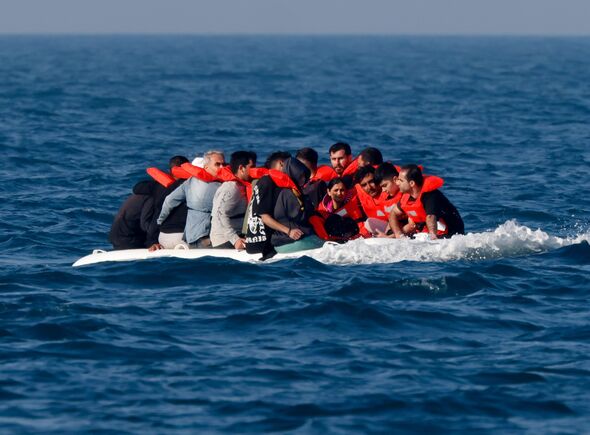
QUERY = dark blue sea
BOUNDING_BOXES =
[1,35,590,433]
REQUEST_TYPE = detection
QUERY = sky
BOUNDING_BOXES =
[0,0,589,35]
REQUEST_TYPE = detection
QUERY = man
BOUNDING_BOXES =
[357,147,384,167]
[210,151,256,250]
[329,142,354,176]
[354,165,388,236]
[265,151,291,170]
[132,156,190,251]
[157,150,225,248]
[109,189,153,250]
[296,147,327,209]
[109,155,189,250]
[388,164,464,239]
[245,157,316,258]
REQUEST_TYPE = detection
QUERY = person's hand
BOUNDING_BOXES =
[429,232,438,240]
[234,238,246,250]
[375,229,391,238]
[287,228,303,240]
[148,243,163,252]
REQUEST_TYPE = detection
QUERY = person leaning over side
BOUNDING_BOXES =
[210,151,256,250]
[157,150,225,248]
[387,164,464,239]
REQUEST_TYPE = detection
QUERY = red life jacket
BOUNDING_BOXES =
[343,157,359,177]
[312,165,337,182]
[216,166,253,201]
[146,167,175,188]
[309,157,359,183]
[180,162,222,183]
[170,165,191,180]
[249,168,300,193]
[317,193,365,222]
[399,175,447,235]
[355,185,401,221]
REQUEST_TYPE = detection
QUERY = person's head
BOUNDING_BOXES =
[283,157,310,190]
[374,162,400,197]
[202,150,225,176]
[168,155,189,171]
[329,142,353,175]
[264,151,291,170]
[326,177,347,207]
[230,151,257,181]
[296,147,319,174]
[358,147,383,167]
[354,165,380,198]
[397,164,424,194]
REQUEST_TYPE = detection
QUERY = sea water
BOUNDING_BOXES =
[1,35,589,433]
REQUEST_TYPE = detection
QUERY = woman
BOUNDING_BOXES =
[312,178,365,241]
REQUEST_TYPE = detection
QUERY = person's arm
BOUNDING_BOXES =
[422,191,441,240]
[385,203,406,238]
[157,182,186,225]
[213,184,246,249]
[260,214,303,240]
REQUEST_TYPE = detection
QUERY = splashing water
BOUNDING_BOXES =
[303,220,590,265]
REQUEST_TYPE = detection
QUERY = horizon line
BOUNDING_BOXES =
[1,32,590,38]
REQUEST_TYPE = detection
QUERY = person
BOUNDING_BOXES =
[264,151,291,170]
[108,190,153,250]
[157,150,225,248]
[312,177,364,241]
[109,156,190,250]
[387,164,464,239]
[329,142,355,176]
[245,157,318,258]
[132,156,190,251]
[354,165,390,236]
[210,151,256,250]
[357,147,384,167]
[296,147,327,209]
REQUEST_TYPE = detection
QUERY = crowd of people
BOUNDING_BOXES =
[109,142,464,259]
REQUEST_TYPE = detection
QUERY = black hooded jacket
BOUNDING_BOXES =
[133,178,188,245]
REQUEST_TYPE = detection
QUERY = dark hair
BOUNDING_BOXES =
[401,164,424,187]
[264,151,291,169]
[296,147,319,168]
[168,155,189,170]
[374,162,399,185]
[327,177,346,191]
[359,147,383,166]
[329,142,352,156]
[230,151,256,174]
[354,165,375,184]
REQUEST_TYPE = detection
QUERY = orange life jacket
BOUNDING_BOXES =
[180,162,222,183]
[249,167,304,211]
[249,168,300,193]
[312,165,337,182]
[399,175,447,235]
[342,157,359,177]
[317,193,365,222]
[355,185,401,221]
[146,167,175,188]
[216,166,253,201]
[170,166,192,180]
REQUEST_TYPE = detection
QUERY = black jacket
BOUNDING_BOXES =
[133,178,188,245]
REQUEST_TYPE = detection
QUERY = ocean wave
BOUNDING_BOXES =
[302,220,590,266]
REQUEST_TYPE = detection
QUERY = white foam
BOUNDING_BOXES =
[296,220,590,265]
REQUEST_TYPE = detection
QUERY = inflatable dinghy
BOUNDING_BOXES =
[72,245,327,267]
